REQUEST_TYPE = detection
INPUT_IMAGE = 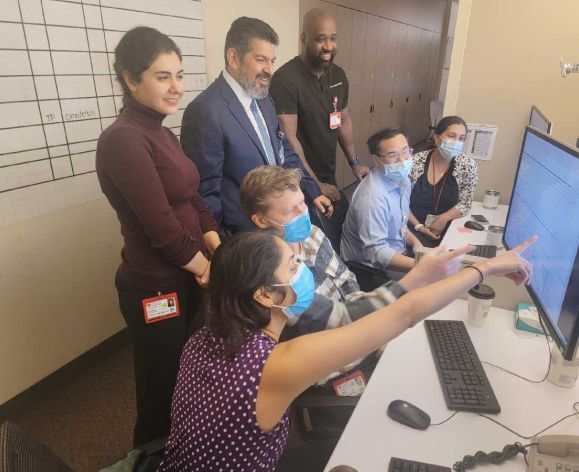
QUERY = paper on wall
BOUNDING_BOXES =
[464,123,498,161]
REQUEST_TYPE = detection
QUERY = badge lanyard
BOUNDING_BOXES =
[431,159,449,215]
[329,96,342,129]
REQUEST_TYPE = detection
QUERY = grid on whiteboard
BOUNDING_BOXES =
[0,0,206,227]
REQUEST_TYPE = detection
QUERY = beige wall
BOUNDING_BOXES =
[0,199,124,404]
[202,0,300,84]
[445,0,579,203]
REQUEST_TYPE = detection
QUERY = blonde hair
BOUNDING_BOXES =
[240,166,303,217]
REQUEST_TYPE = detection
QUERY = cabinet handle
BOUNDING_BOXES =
[419,93,422,100]
[390,100,393,108]
[405,96,409,103]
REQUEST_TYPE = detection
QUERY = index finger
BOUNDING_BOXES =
[441,244,476,261]
[511,235,538,254]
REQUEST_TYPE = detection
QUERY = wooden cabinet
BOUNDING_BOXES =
[299,0,446,189]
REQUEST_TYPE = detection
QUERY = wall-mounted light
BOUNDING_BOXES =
[560,57,579,77]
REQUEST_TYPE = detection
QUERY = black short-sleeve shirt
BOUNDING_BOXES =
[270,56,349,185]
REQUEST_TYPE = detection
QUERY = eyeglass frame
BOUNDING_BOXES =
[374,147,414,162]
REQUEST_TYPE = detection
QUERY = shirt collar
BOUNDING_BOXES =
[223,68,253,110]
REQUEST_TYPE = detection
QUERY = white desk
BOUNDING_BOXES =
[442,201,509,249]
[440,202,532,311]
[325,300,579,471]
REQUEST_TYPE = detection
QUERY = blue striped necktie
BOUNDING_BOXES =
[249,99,276,165]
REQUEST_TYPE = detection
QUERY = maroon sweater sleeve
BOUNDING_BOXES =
[192,193,219,234]
[100,127,202,267]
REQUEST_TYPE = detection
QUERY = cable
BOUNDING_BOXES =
[432,401,579,441]
[431,411,459,426]
[453,442,530,472]
[482,313,551,383]
[477,401,579,440]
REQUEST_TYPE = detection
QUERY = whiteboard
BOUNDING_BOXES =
[0,0,206,228]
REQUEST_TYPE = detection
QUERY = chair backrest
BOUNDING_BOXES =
[308,191,349,254]
[0,421,72,472]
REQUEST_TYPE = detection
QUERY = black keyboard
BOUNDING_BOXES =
[389,457,451,472]
[424,320,501,413]
[471,245,497,258]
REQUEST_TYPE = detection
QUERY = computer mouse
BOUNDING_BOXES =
[387,400,431,430]
[464,220,484,231]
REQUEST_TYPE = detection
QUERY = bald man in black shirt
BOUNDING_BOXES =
[270,8,369,202]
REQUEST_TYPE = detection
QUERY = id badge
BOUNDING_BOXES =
[332,370,366,396]
[142,292,180,324]
[329,111,342,129]
[425,214,437,228]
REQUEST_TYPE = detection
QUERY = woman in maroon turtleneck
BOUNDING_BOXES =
[96,27,220,446]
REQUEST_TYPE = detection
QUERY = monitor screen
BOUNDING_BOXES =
[529,105,552,134]
[504,127,579,360]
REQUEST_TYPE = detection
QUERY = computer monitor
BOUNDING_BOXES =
[529,105,552,134]
[504,127,579,361]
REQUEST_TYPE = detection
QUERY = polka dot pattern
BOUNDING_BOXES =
[158,328,290,471]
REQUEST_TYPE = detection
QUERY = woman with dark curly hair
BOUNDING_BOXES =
[159,231,535,471]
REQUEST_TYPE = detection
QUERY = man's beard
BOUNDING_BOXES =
[306,48,336,70]
[239,71,271,99]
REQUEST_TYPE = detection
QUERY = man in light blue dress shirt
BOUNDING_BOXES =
[341,128,422,272]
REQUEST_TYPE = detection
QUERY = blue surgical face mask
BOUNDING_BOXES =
[438,139,464,160]
[383,158,413,182]
[271,262,315,318]
[265,206,312,243]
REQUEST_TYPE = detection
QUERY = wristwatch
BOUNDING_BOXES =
[349,157,360,168]
[414,223,425,231]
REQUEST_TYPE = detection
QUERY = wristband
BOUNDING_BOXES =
[384,280,408,299]
[349,157,360,168]
[464,265,484,284]
[414,223,425,231]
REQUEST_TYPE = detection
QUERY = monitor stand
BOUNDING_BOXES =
[547,345,579,388]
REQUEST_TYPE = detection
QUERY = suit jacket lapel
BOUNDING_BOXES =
[217,74,270,166]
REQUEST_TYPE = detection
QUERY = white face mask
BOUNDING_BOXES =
[382,159,413,182]
[438,139,464,160]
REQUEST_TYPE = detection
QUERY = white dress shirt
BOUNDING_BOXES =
[222,69,272,157]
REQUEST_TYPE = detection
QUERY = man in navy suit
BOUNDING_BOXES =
[181,17,332,234]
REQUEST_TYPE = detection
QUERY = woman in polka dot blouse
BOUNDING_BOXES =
[158,231,535,471]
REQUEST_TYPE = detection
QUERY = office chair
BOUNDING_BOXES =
[0,421,72,472]
[100,436,167,472]
[413,100,444,153]
[309,190,390,292]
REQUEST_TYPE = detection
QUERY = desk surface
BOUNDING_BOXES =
[440,202,531,310]
[325,300,579,471]
[442,201,509,249]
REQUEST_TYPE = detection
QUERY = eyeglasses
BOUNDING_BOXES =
[375,147,413,161]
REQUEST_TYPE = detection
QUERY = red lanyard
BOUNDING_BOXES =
[431,159,449,214]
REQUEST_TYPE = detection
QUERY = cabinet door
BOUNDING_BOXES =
[355,14,380,166]
[401,25,422,145]
[334,5,354,189]
[337,10,367,189]
[414,29,434,141]
[391,23,409,132]
[371,18,398,133]
[429,32,442,104]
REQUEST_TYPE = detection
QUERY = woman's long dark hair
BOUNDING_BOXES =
[113,26,182,99]
[206,231,282,356]
[434,115,468,135]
